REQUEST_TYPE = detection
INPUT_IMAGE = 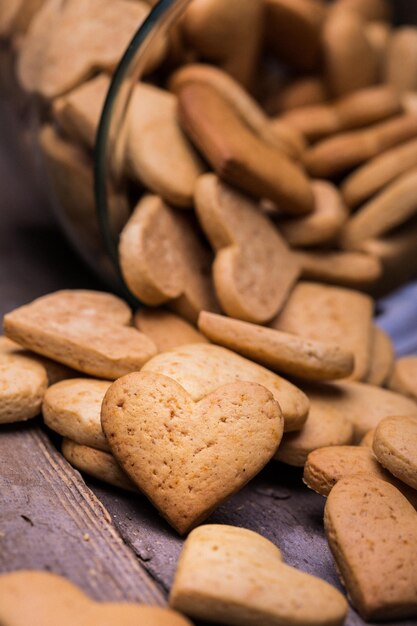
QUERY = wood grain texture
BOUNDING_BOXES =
[0,421,164,605]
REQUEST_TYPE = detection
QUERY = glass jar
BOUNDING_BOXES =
[3,0,417,308]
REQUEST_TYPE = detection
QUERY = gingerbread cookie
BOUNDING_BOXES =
[366,327,395,387]
[178,84,314,215]
[142,344,310,432]
[195,174,300,324]
[102,372,283,534]
[119,195,218,322]
[301,381,417,442]
[0,352,47,424]
[170,524,347,626]
[325,475,417,620]
[198,312,354,381]
[294,250,382,289]
[272,282,373,381]
[43,379,111,451]
[373,415,417,490]
[276,180,348,248]
[134,309,208,353]
[3,290,157,380]
[275,399,354,467]
[62,439,136,492]
[0,570,192,626]
[388,356,417,401]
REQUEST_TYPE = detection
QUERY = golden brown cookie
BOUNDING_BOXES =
[0,0,45,37]
[388,356,417,401]
[340,167,417,248]
[102,372,283,534]
[333,0,391,21]
[18,0,164,97]
[276,180,348,248]
[51,73,109,149]
[272,282,373,382]
[170,524,348,626]
[264,0,327,72]
[324,475,417,620]
[43,379,111,451]
[198,312,354,381]
[294,250,382,289]
[142,344,309,432]
[385,27,417,93]
[119,195,218,322]
[0,335,76,385]
[0,352,47,424]
[53,76,205,208]
[304,115,417,178]
[39,125,129,253]
[62,439,136,492]
[271,76,328,113]
[357,218,417,296]
[301,381,417,442]
[134,309,208,353]
[322,8,378,97]
[178,84,314,215]
[280,85,401,142]
[126,83,206,207]
[373,415,417,490]
[342,138,417,209]
[0,570,192,626]
[195,174,300,324]
[304,445,417,508]
[181,0,263,87]
[360,429,376,447]
[275,398,354,467]
[3,290,156,380]
[170,63,306,159]
[365,327,395,386]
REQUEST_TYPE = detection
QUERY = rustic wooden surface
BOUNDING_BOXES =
[1,1,417,615]
[0,422,164,605]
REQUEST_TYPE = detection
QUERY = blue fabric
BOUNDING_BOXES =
[377,281,417,356]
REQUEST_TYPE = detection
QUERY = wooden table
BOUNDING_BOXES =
[0,98,414,626]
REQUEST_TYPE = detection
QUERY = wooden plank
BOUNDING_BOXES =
[0,422,165,605]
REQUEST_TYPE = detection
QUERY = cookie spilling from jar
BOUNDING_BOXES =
[1,0,417,624]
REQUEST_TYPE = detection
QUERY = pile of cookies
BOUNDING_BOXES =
[1,0,417,624]
[1,285,417,623]
[2,0,417,293]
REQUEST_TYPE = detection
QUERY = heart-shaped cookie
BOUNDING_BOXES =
[170,524,348,626]
[18,0,164,98]
[0,570,192,626]
[325,474,417,620]
[3,290,157,380]
[101,371,283,534]
[142,344,309,432]
[119,195,218,322]
[195,174,300,323]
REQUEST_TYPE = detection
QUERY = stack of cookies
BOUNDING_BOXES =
[1,0,417,624]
